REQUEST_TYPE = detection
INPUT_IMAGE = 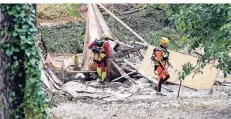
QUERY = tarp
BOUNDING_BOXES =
[139,45,220,90]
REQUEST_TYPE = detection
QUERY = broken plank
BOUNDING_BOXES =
[45,53,59,71]
[47,69,63,85]
[124,59,138,69]
[124,59,173,92]
[121,8,142,15]
[65,70,97,73]
[135,41,148,47]
[112,70,137,82]
[41,69,53,90]
[81,10,90,67]
[45,69,61,90]
[110,59,127,76]
[43,70,60,90]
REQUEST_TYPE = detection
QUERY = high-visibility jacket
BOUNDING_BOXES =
[151,47,169,66]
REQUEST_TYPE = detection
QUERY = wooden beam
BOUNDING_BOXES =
[121,8,141,15]
[92,4,117,52]
[97,4,148,45]
[112,70,137,82]
[124,59,173,92]
[81,10,90,67]
[65,70,96,73]
[135,41,148,47]
[110,59,127,76]
[92,4,112,38]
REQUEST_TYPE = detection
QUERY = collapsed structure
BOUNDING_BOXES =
[39,4,227,94]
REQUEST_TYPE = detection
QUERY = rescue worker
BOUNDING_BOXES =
[151,37,170,94]
[88,33,112,84]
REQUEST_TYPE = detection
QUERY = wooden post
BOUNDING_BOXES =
[177,80,182,98]
[81,4,90,69]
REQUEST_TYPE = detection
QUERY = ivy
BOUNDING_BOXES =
[1,4,47,118]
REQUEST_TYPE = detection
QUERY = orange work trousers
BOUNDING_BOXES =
[155,65,169,81]
[155,65,170,92]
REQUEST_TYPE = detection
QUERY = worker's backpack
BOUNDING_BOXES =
[91,39,106,62]
[151,47,161,61]
[151,47,169,64]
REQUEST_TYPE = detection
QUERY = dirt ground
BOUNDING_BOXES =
[47,79,231,119]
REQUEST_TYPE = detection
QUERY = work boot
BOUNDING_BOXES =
[95,78,101,86]
[96,77,101,82]
[99,80,106,85]
[154,85,160,92]
[96,78,105,85]
[156,92,165,96]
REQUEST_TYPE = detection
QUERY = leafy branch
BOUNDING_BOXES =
[168,4,231,79]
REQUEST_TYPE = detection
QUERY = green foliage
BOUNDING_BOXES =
[168,4,231,79]
[1,4,47,118]
[38,22,85,53]
[178,62,203,80]
[140,4,169,10]
[66,4,81,19]
[37,4,79,23]
[146,27,181,50]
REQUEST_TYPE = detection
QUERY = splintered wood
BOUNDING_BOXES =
[40,53,62,92]
[138,45,220,90]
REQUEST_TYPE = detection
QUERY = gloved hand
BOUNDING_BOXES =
[167,62,173,68]
[103,56,109,66]
[162,57,169,61]
[163,68,168,72]
[151,56,155,61]
[163,70,167,73]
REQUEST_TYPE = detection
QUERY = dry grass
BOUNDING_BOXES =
[37,4,77,23]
